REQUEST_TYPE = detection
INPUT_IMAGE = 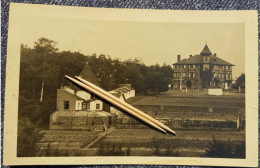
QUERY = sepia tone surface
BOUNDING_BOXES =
[3,3,258,167]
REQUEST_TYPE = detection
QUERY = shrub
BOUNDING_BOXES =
[150,136,180,156]
[204,136,245,158]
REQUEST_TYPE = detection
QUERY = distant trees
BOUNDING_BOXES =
[86,54,172,94]
[232,73,245,92]
[236,73,245,86]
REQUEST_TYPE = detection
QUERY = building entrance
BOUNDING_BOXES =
[186,80,192,88]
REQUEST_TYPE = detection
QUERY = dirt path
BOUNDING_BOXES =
[85,126,116,148]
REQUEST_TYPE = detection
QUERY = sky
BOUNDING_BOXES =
[20,17,245,79]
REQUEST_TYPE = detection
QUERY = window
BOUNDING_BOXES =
[64,101,69,110]
[82,102,87,110]
[96,104,100,110]
[189,73,194,78]
[78,103,80,110]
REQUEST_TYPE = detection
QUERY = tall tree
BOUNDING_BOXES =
[236,73,245,86]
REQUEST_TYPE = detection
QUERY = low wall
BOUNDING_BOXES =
[208,88,223,95]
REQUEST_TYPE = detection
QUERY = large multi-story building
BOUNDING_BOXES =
[172,44,234,89]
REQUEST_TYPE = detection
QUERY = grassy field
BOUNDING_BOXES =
[127,93,244,108]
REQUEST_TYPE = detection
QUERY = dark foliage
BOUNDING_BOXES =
[236,73,245,86]
[17,118,44,157]
[204,136,245,158]
[96,140,131,156]
[150,135,180,156]
[232,73,245,90]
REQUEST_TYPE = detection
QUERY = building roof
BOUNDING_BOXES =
[79,63,101,88]
[173,45,234,66]
[200,44,212,56]
[60,87,84,100]
[110,86,134,94]
[109,92,122,98]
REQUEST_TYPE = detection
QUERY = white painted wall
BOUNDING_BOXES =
[75,100,84,110]
[130,90,135,97]
[208,88,223,96]
[90,100,103,110]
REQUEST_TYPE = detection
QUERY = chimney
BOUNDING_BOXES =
[189,55,192,58]
[214,53,217,56]
[177,55,181,61]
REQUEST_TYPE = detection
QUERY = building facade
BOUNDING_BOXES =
[172,44,234,89]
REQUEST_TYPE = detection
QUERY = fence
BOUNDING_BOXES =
[116,117,245,129]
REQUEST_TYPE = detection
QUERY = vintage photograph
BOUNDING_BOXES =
[3,3,258,167]
[17,21,246,157]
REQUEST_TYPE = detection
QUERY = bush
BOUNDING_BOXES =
[204,136,245,158]
[96,138,132,156]
[150,136,180,156]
